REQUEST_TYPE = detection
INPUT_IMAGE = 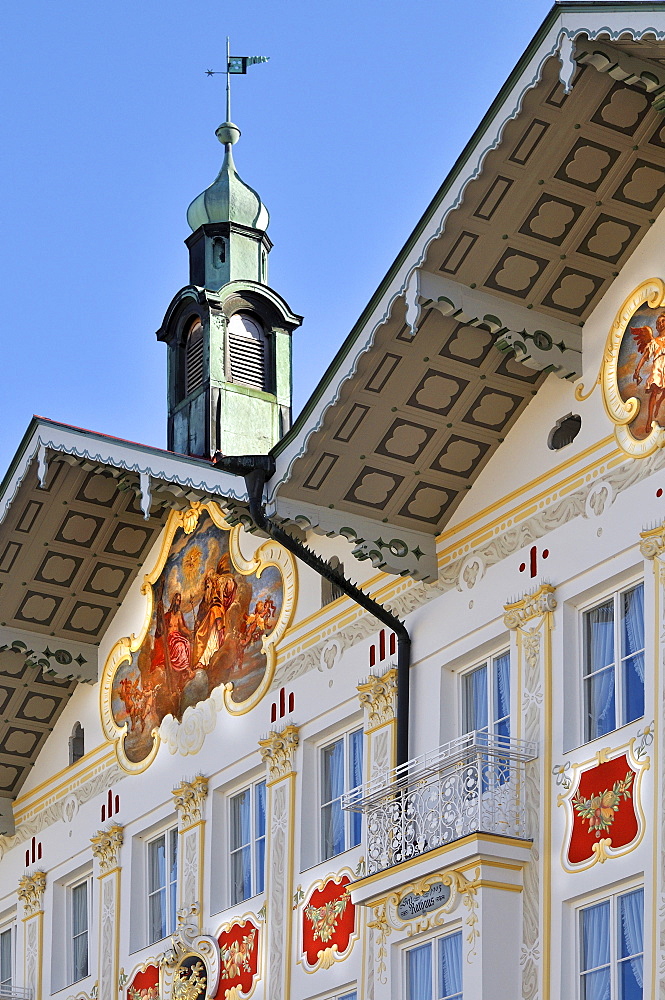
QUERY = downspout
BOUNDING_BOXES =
[214,455,412,767]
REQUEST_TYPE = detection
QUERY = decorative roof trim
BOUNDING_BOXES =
[0,419,248,528]
[270,5,665,499]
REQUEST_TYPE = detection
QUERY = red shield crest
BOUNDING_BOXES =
[302,874,356,969]
[559,742,648,871]
[217,919,259,998]
[127,966,159,1000]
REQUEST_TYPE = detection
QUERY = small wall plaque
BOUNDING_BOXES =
[397,882,451,920]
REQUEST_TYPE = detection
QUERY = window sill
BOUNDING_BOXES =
[564,716,645,757]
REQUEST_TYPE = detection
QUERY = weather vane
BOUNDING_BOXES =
[206,37,269,122]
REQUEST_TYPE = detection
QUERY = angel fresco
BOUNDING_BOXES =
[615,299,665,441]
[105,505,288,766]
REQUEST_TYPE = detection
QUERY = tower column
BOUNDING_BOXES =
[172,775,209,927]
[17,871,46,1000]
[91,824,123,1000]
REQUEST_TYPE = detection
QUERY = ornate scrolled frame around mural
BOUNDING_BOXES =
[161,906,220,1000]
[575,278,665,458]
[298,869,359,974]
[504,583,556,1000]
[100,502,297,773]
[556,738,650,873]
[214,911,261,1000]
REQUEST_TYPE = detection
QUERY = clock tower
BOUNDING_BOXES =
[157,118,302,458]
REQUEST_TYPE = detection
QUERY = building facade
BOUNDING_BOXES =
[1,3,665,999]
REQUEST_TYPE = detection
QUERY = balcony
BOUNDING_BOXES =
[342,732,538,876]
[0,988,32,1000]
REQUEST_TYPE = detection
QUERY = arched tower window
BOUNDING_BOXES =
[184,317,204,396]
[228,313,266,390]
[69,722,84,765]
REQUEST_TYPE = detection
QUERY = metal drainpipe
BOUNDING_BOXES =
[213,455,412,767]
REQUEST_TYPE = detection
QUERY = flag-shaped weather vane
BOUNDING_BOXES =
[206,38,269,123]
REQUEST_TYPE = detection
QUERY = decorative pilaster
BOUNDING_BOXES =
[17,872,46,1000]
[173,776,208,928]
[258,725,299,999]
[504,584,556,1000]
[358,667,397,778]
[91,825,123,1000]
[640,524,665,996]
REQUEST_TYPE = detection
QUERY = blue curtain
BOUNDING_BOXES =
[408,943,432,1000]
[619,889,644,996]
[439,932,463,999]
[580,901,610,1000]
[465,665,488,736]
[622,585,645,724]
[494,653,510,738]
[322,740,345,858]
[255,781,266,895]
[349,730,363,847]
[584,601,616,740]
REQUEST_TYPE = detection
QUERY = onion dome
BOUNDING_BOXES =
[186,122,270,232]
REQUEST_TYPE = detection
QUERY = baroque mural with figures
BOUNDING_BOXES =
[101,503,296,770]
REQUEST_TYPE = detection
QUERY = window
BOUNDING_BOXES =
[579,887,643,999]
[184,318,204,396]
[320,729,363,860]
[0,925,13,992]
[147,827,178,944]
[228,313,266,390]
[407,931,463,1000]
[230,780,266,905]
[69,879,90,983]
[462,651,510,743]
[69,722,84,765]
[583,583,644,742]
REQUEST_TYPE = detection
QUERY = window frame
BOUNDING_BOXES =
[579,579,645,744]
[66,875,92,986]
[576,884,644,1000]
[145,825,179,946]
[228,777,267,906]
[459,648,512,744]
[402,927,464,1000]
[319,727,364,862]
[0,920,14,993]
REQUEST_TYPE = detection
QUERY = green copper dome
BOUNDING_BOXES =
[186,122,270,232]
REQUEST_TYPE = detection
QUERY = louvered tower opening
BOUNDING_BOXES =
[228,313,266,391]
[185,318,204,395]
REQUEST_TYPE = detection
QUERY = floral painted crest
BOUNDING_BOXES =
[217,919,260,999]
[100,503,296,772]
[557,739,649,872]
[576,278,665,457]
[301,874,357,971]
[127,964,160,1000]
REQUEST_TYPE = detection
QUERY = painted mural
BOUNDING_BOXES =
[557,739,649,872]
[579,277,665,457]
[302,874,356,971]
[127,965,160,1000]
[217,919,260,999]
[101,503,296,771]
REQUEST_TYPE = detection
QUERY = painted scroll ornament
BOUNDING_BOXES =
[557,739,649,872]
[100,503,296,772]
[301,873,357,971]
[576,278,665,457]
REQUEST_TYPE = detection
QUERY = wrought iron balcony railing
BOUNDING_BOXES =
[0,987,32,1000]
[342,731,538,876]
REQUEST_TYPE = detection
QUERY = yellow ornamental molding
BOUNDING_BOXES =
[258,725,299,783]
[91,824,124,874]
[173,776,209,826]
[17,871,46,917]
[576,278,665,458]
[503,584,557,630]
[357,668,397,728]
[640,522,665,560]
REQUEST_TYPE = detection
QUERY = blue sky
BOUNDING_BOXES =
[0,0,552,471]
